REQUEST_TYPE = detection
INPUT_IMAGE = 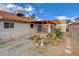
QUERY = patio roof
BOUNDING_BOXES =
[30,20,60,24]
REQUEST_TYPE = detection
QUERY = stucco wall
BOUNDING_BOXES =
[56,24,67,32]
[0,21,37,41]
[69,24,79,43]
[0,21,3,40]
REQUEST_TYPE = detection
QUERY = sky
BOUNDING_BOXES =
[0,3,79,21]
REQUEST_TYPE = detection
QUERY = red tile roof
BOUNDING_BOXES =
[0,10,34,23]
[49,20,60,24]
[30,20,60,24]
[0,10,63,24]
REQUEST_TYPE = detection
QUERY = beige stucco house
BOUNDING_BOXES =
[0,11,56,42]
[0,11,38,42]
[0,11,67,42]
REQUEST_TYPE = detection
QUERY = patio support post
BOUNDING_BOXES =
[48,24,51,33]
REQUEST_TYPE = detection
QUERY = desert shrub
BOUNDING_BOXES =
[43,37,50,47]
[30,29,63,47]
[54,29,63,41]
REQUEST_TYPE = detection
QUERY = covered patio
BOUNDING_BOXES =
[30,20,57,33]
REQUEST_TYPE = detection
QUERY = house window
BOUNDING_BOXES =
[4,22,9,28]
[30,24,34,28]
[10,23,14,28]
[4,22,14,29]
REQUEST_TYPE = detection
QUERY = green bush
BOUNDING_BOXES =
[54,29,63,41]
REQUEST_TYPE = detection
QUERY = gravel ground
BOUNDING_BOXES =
[0,38,66,56]
[0,33,75,56]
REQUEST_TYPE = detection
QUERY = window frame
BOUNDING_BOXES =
[10,23,14,28]
[30,24,34,28]
[4,22,9,29]
[4,22,14,29]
